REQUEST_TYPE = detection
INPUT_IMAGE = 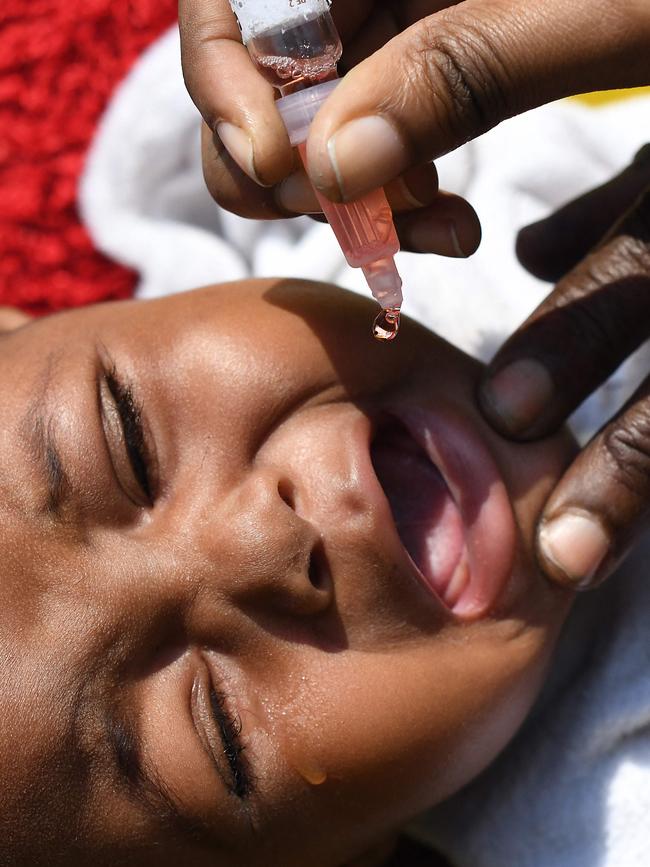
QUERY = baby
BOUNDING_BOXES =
[0,278,575,866]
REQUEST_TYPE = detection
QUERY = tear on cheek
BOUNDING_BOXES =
[293,758,328,787]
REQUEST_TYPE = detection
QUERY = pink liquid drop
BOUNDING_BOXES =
[373,307,401,342]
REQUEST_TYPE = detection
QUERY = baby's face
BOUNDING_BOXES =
[0,281,574,866]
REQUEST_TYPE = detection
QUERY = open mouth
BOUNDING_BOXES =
[371,418,470,610]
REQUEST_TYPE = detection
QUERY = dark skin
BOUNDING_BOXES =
[179,0,484,255]
[347,835,452,866]
[0,280,574,866]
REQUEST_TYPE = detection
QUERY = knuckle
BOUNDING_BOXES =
[542,227,650,364]
[584,233,650,288]
[405,12,515,150]
[602,409,650,501]
[617,234,650,281]
[547,287,631,368]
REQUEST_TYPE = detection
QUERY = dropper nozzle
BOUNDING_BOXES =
[362,257,403,310]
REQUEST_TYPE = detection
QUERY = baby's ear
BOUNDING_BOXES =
[0,307,33,333]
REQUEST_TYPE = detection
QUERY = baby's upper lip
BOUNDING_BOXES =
[355,403,517,620]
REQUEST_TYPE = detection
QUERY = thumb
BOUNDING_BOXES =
[306,0,650,202]
[536,377,650,591]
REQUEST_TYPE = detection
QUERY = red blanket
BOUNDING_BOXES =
[0,0,177,314]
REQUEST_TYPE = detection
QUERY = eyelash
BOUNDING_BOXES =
[105,367,154,504]
[209,685,252,799]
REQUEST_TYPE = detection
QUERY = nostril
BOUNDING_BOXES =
[308,540,329,591]
[277,478,296,510]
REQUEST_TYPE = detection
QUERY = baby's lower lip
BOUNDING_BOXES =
[374,407,517,618]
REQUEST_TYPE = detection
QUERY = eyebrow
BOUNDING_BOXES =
[108,712,227,848]
[21,351,72,519]
[31,413,71,516]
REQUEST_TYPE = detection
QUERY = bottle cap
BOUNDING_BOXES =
[229,0,332,44]
[276,79,339,146]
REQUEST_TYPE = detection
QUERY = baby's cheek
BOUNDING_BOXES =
[244,619,562,859]
[291,628,555,814]
[434,621,560,798]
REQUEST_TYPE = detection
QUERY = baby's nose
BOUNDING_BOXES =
[203,469,333,619]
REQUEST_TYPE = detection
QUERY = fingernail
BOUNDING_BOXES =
[216,122,264,186]
[396,176,431,209]
[275,172,320,214]
[539,511,610,588]
[481,359,554,435]
[406,218,471,257]
[398,164,439,208]
[323,116,409,201]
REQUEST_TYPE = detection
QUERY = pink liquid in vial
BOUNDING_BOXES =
[298,143,402,341]
[248,15,342,94]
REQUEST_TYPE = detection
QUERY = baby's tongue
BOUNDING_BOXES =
[371,426,466,603]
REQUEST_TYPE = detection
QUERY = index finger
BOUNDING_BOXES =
[517,145,650,283]
[479,183,650,440]
[178,0,293,186]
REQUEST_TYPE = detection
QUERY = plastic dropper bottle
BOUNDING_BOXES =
[228,0,404,341]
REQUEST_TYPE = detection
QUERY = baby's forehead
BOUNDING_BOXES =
[0,641,94,857]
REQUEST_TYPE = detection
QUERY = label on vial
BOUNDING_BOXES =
[229,0,332,42]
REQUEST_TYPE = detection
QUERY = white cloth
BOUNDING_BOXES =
[80,25,650,866]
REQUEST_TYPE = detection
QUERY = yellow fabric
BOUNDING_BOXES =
[574,86,650,106]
